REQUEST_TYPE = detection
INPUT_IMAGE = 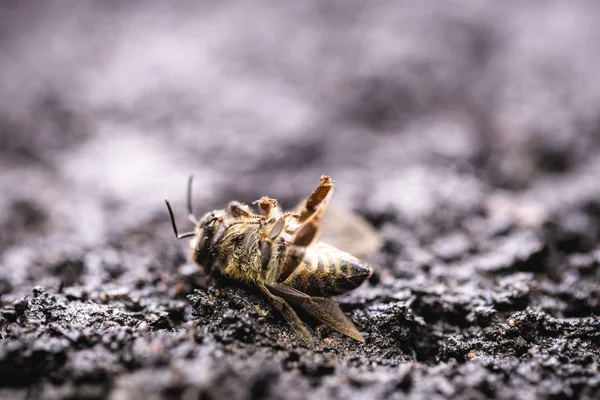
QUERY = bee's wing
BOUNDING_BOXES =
[258,284,313,344]
[265,282,365,342]
[295,201,381,259]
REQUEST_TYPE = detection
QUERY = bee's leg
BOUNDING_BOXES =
[268,212,300,240]
[228,201,255,218]
[279,223,320,280]
[277,244,306,283]
[211,223,227,247]
[297,175,335,224]
[293,220,320,247]
[257,283,313,343]
[277,220,320,283]
[255,196,281,220]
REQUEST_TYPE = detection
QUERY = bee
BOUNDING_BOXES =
[164,176,377,343]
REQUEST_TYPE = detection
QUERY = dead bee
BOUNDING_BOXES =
[164,175,376,343]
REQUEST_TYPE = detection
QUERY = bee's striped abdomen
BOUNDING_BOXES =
[281,243,372,297]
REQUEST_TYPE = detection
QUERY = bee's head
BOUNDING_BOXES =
[191,209,228,269]
[195,209,227,235]
[164,176,228,271]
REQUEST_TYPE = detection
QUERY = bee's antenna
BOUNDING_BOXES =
[165,198,196,239]
[187,175,199,225]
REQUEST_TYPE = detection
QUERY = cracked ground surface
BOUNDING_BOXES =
[1,1,600,399]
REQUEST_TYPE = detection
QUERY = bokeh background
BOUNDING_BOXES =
[1,1,600,399]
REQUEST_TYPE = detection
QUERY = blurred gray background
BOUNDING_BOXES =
[1,1,599,216]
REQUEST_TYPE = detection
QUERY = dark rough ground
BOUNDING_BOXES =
[1,1,600,399]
